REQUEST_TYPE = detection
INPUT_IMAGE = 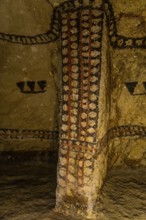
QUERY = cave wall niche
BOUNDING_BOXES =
[0,0,146,219]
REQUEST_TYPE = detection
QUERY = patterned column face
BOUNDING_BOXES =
[57,1,105,207]
[60,4,103,153]
[57,0,146,215]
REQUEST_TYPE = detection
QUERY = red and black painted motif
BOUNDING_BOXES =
[1,0,146,189]
[104,0,146,49]
[107,125,146,140]
[1,0,146,48]
[0,129,59,141]
[0,7,61,45]
[57,0,104,189]
[60,0,104,147]
[1,125,145,147]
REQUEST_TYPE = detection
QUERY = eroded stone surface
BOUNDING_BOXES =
[0,162,146,220]
[0,0,61,151]
[0,0,146,218]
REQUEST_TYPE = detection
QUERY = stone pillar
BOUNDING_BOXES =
[55,1,110,218]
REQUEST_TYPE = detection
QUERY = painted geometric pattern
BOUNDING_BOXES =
[60,3,104,152]
[1,0,146,190]
[1,0,146,147]
[0,6,61,44]
[0,129,59,141]
[1,125,146,147]
[104,0,146,49]
[1,0,146,49]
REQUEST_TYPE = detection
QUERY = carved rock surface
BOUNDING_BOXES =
[0,0,61,150]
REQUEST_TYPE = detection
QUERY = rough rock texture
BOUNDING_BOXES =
[0,162,146,220]
[109,0,146,168]
[0,0,146,219]
[55,0,146,218]
[0,0,61,151]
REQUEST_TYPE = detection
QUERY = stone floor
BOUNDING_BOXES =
[0,161,146,220]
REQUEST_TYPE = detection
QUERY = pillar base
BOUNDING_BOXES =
[56,145,108,219]
[55,201,97,220]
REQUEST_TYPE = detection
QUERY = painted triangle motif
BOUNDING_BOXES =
[16,82,25,92]
[38,80,46,92]
[27,81,35,92]
[125,82,138,95]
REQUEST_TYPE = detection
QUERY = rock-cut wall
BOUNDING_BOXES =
[0,0,62,151]
[0,0,146,218]
[0,0,146,162]
[108,0,146,168]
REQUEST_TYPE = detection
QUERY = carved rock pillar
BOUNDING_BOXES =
[56,1,110,218]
